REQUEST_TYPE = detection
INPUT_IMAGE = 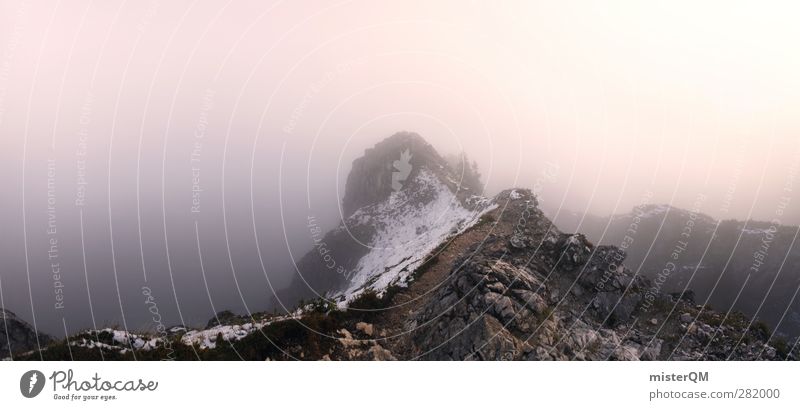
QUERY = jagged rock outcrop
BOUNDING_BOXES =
[277,131,491,307]
[1,309,51,359]
[341,131,448,217]
[402,189,787,360]
[549,204,800,339]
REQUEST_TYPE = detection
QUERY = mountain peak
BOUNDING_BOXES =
[1,309,51,359]
[342,132,447,217]
[275,132,494,307]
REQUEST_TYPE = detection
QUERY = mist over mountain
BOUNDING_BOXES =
[3,1,800,358]
[6,133,794,361]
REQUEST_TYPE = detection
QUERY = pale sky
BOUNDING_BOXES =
[3,0,799,222]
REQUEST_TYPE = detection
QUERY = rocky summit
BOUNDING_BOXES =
[277,131,489,306]
[8,133,796,361]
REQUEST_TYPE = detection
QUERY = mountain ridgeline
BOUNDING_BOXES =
[4,132,796,361]
[549,205,800,339]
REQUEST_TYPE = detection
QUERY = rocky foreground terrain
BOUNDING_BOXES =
[4,132,796,360]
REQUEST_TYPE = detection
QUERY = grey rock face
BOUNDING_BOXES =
[341,131,446,217]
[278,132,466,308]
[1,309,51,359]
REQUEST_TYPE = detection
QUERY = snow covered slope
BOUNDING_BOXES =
[278,132,495,308]
[335,167,495,305]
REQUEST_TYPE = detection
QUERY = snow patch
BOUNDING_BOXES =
[741,227,774,235]
[566,234,583,246]
[181,315,296,350]
[636,204,670,219]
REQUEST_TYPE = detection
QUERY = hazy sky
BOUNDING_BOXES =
[1,0,799,334]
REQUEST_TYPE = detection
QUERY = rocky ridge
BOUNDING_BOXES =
[548,203,800,339]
